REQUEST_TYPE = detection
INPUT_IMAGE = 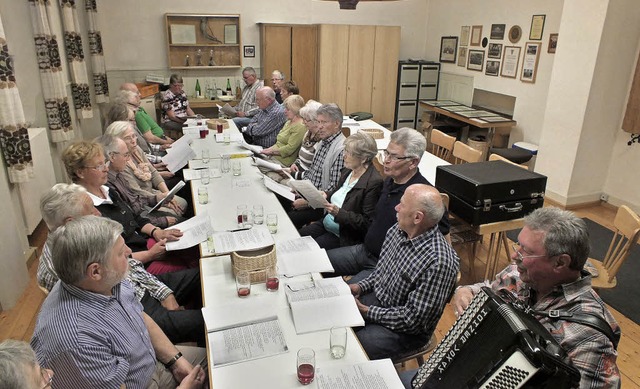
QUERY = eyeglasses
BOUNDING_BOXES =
[84,161,109,171]
[383,149,413,162]
[111,151,131,158]
[41,368,53,388]
[302,118,316,123]
[317,120,334,126]
[512,243,548,262]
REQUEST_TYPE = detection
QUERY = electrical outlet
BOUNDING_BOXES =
[600,193,609,202]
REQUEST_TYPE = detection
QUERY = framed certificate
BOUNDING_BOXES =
[529,15,546,40]
[224,24,238,44]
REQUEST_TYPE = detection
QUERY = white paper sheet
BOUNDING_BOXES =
[162,135,197,173]
[201,297,277,332]
[220,103,237,117]
[288,179,328,209]
[263,175,295,201]
[147,180,185,213]
[276,236,320,253]
[182,168,221,181]
[316,359,404,389]
[240,140,264,155]
[278,248,334,277]
[215,133,243,143]
[210,224,274,254]
[253,157,284,171]
[165,214,213,251]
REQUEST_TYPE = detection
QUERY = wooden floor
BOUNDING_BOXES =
[1,203,639,387]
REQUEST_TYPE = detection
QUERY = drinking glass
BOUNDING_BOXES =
[296,348,315,385]
[201,168,210,185]
[216,123,224,134]
[221,155,230,173]
[253,205,264,225]
[199,127,208,139]
[330,327,347,359]
[198,186,208,204]
[265,266,279,292]
[236,205,247,228]
[202,149,210,164]
[232,160,242,176]
[266,213,278,234]
[235,271,251,298]
[223,129,230,145]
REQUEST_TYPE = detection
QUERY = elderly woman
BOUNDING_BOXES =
[289,99,323,178]
[116,89,173,149]
[105,120,188,218]
[261,94,306,167]
[279,80,299,102]
[161,73,195,138]
[0,340,54,389]
[299,131,382,249]
[61,141,196,275]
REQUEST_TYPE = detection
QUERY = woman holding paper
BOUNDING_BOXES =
[298,132,382,249]
[261,95,306,167]
[289,99,323,178]
[61,140,197,275]
[105,120,188,218]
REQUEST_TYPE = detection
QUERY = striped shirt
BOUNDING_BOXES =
[292,130,321,173]
[469,264,621,389]
[31,280,157,389]
[236,79,264,117]
[245,100,287,148]
[37,242,172,302]
[359,224,459,336]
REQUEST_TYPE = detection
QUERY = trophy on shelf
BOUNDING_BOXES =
[185,54,190,67]
[196,49,203,66]
[208,49,216,66]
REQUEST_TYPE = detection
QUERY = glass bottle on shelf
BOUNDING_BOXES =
[226,79,232,96]
[235,80,242,98]
[213,81,219,99]
[195,79,201,98]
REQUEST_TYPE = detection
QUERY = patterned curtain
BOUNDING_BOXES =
[59,0,92,118]
[84,0,108,103]
[28,0,74,143]
[0,16,34,183]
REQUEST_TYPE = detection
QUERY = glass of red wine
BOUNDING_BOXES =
[296,348,315,385]
[265,266,279,292]
[235,270,251,298]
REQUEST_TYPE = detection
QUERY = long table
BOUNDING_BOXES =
[192,121,370,388]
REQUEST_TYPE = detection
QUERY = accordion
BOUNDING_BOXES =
[412,287,581,389]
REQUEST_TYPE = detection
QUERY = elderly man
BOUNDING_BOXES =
[271,69,285,103]
[430,207,620,389]
[350,184,459,360]
[232,67,264,128]
[326,127,449,281]
[37,183,205,346]
[32,216,206,389]
[0,340,54,389]
[120,83,173,148]
[240,86,286,148]
[286,103,346,228]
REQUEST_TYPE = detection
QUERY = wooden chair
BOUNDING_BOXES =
[430,129,456,161]
[489,153,529,170]
[590,205,640,289]
[372,152,386,179]
[452,141,483,164]
[392,332,438,369]
[441,193,480,280]
[341,127,352,138]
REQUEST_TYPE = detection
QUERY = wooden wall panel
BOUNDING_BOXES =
[371,26,400,126]
[317,24,350,109]
[291,25,318,101]
[345,25,376,114]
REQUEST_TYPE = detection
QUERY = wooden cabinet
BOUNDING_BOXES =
[165,14,241,69]
[259,24,318,101]
[318,24,400,126]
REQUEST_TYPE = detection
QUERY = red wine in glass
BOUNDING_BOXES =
[297,363,314,385]
[266,277,279,291]
[237,287,250,297]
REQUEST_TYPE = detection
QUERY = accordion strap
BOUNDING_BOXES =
[534,309,619,349]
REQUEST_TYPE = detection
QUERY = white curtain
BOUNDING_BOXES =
[0,15,34,183]
[84,0,109,103]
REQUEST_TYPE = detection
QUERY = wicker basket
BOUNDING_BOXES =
[359,128,384,139]
[207,119,229,130]
[231,245,276,284]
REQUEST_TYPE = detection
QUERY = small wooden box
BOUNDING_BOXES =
[135,82,160,98]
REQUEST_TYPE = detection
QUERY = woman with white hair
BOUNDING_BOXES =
[0,340,53,389]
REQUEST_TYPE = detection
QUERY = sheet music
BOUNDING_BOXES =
[165,213,213,251]
[317,359,404,389]
[276,236,320,253]
[202,297,277,332]
[147,180,185,213]
[253,157,283,171]
[240,140,264,155]
[162,135,197,173]
[278,248,334,277]
[220,103,237,118]
[288,179,328,209]
[210,224,274,254]
[263,175,295,201]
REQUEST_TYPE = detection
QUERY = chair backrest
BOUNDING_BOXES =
[452,141,483,164]
[601,205,640,282]
[489,153,529,170]
[440,193,452,245]
[372,152,386,179]
[430,129,456,161]
[341,127,351,138]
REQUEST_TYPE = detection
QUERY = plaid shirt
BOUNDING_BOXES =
[236,79,263,117]
[359,224,459,336]
[469,264,621,389]
[37,242,172,302]
[304,132,345,192]
[245,100,286,148]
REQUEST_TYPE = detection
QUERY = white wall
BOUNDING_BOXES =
[424,0,564,145]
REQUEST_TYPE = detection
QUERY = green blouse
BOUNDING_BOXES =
[274,120,306,167]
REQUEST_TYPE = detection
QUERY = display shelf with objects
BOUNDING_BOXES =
[165,13,241,70]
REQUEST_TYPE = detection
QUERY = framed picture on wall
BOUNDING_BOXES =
[508,25,522,44]
[460,26,470,46]
[467,50,485,71]
[548,33,558,53]
[529,14,546,40]
[488,43,503,59]
[440,36,458,63]
[470,25,483,46]
[244,45,255,58]
[490,24,506,40]
[521,42,542,83]
[457,47,468,67]
[486,60,500,76]
[500,46,521,78]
